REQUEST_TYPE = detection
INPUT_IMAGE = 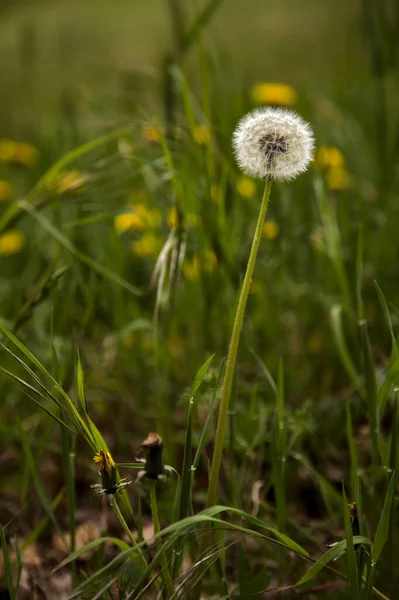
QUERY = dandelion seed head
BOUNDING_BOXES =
[233,108,314,181]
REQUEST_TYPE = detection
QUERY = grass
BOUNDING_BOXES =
[0,0,399,598]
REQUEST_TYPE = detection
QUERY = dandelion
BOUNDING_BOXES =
[0,230,26,256]
[233,108,314,181]
[114,212,145,233]
[132,233,159,257]
[236,176,256,199]
[0,180,14,202]
[91,450,131,497]
[183,255,200,281]
[325,166,351,190]
[317,146,345,168]
[263,220,279,240]
[207,108,315,511]
[0,139,39,167]
[250,83,297,106]
[193,124,212,146]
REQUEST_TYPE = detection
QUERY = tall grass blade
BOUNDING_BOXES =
[342,484,360,599]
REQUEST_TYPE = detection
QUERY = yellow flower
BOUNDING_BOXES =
[250,83,297,106]
[201,250,218,272]
[193,125,211,146]
[210,183,222,204]
[93,450,115,472]
[263,220,279,240]
[142,125,163,143]
[0,139,39,167]
[0,180,14,202]
[236,176,256,199]
[0,230,26,256]
[325,166,351,190]
[54,170,89,194]
[114,212,145,233]
[317,146,345,168]
[132,233,159,257]
[133,203,161,228]
[183,255,200,281]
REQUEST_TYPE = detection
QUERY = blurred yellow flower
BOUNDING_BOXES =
[0,139,39,167]
[142,125,163,143]
[167,207,198,229]
[133,203,161,228]
[114,212,144,233]
[132,233,159,257]
[201,250,218,273]
[183,255,200,281]
[193,125,211,146]
[263,220,279,240]
[236,176,256,199]
[317,146,345,168]
[54,170,89,194]
[0,180,14,202]
[210,183,222,204]
[0,230,26,255]
[325,166,351,190]
[250,83,297,106]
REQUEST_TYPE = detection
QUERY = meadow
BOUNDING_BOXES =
[0,0,399,598]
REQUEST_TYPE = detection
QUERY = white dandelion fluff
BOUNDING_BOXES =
[233,107,314,181]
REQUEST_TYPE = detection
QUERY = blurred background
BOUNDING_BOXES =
[1,0,399,598]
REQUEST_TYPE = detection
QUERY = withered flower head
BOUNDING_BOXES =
[91,450,130,497]
[136,433,166,484]
[348,501,359,536]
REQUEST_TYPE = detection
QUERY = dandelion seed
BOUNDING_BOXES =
[91,450,131,497]
[0,180,14,202]
[0,230,26,256]
[233,108,314,181]
[236,176,256,199]
[250,82,297,106]
[263,220,279,240]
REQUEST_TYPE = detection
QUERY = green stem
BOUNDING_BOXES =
[113,498,148,571]
[150,482,174,597]
[206,180,272,508]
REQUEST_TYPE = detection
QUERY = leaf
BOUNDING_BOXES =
[53,537,130,573]
[76,352,88,415]
[1,526,16,600]
[295,536,372,586]
[372,472,396,565]
[342,484,359,599]
[330,304,361,392]
[190,353,215,398]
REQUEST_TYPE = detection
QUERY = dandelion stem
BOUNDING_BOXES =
[150,482,174,596]
[112,498,148,571]
[207,179,272,508]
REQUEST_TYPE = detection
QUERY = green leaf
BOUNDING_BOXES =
[330,304,361,391]
[360,321,380,466]
[190,353,215,398]
[76,351,88,415]
[1,526,16,600]
[372,472,396,565]
[342,484,359,599]
[295,536,372,586]
[375,281,398,361]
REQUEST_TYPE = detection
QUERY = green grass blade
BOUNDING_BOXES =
[342,484,360,599]
[372,472,395,565]
[360,320,380,467]
[375,281,398,361]
[190,354,215,398]
[0,526,16,600]
[330,304,361,391]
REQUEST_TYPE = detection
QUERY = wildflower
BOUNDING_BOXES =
[115,212,145,233]
[201,249,218,272]
[236,176,256,199]
[210,183,222,204]
[132,233,159,257]
[317,146,345,168]
[0,139,39,167]
[91,450,131,497]
[0,180,14,202]
[193,125,211,146]
[325,166,351,190]
[183,255,200,281]
[136,433,166,483]
[233,108,314,181]
[250,83,297,106]
[142,125,163,143]
[0,230,26,256]
[263,220,279,240]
